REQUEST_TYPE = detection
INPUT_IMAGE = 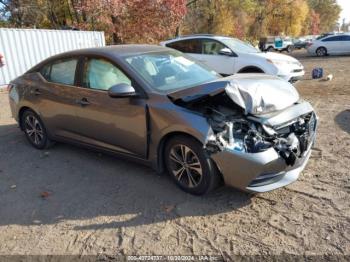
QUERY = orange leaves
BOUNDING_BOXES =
[76,0,187,43]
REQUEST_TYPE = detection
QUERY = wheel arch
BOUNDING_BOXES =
[238,66,265,73]
[316,46,327,55]
[18,106,33,130]
[156,131,204,174]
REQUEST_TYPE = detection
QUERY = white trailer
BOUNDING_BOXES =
[0,28,105,86]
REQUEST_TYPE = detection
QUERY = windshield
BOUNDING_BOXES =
[124,51,219,93]
[220,38,260,53]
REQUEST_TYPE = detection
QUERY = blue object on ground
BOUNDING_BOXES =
[312,68,323,79]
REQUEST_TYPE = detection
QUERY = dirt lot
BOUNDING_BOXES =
[0,50,349,258]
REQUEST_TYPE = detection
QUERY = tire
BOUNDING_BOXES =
[164,135,221,195]
[286,45,293,53]
[316,47,327,57]
[21,109,54,149]
[267,46,274,52]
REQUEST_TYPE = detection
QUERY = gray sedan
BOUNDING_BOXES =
[8,45,317,195]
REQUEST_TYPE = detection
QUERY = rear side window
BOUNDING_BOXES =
[39,58,78,86]
[338,35,350,41]
[166,39,201,54]
[323,36,342,42]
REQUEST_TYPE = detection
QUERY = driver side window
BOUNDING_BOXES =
[202,40,225,55]
[83,58,131,91]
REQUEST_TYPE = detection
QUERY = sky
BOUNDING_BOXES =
[338,0,350,24]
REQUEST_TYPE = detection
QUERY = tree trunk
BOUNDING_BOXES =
[111,16,123,44]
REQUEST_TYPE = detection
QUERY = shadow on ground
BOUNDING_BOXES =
[335,110,350,134]
[0,124,251,230]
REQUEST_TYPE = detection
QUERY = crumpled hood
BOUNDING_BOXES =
[168,74,300,115]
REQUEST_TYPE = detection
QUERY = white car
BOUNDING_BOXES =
[161,35,304,83]
[307,34,350,56]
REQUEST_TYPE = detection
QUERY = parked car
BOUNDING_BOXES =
[8,45,317,195]
[161,35,304,83]
[259,36,294,53]
[307,33,350,56]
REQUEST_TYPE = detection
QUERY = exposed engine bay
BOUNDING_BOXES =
[178,92,316,167]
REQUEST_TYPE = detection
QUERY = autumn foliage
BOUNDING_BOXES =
[181,0,340,40]
[0,0,342,43]
[74,0,187,43]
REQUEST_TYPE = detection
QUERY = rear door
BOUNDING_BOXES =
[322,36,342,54]
[33,57,82,138]
[72,56,148,158]
[340,35,350,54]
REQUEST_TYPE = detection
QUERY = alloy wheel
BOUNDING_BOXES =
[169,144,203,188]
[24,115,44,146]
[317,48,326,56]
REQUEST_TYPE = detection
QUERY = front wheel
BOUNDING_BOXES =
[164,136,221,195]
[316,47,327,57]
[21,110,53,149]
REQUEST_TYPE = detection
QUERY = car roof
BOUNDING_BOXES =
[27,44,170,72]
[319,33,350,40]
[56,44,169,58]
[162,34,232,44]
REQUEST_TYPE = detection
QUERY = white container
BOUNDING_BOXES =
[0,28,105,85]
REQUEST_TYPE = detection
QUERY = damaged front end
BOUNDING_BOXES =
[169,75,317,192]
[205,105,317,167]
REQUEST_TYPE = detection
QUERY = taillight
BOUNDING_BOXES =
[7,84,14,92]
[0,54,4,66]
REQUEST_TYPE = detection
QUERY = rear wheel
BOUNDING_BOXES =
[316,47,327,57]
[21,110,53,149]
[267,46,274,52]
[286,45,293,53]
[164,136,221,195]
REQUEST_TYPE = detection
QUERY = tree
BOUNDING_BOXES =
[308,0,341,32]
[74,0,187,43]
[0,0,343,41]
[309,9,320,35]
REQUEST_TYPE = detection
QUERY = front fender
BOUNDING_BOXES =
[148,104,212,168]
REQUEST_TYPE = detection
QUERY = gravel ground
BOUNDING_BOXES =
[0,50,349,258]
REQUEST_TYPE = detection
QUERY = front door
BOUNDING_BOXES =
[195,39,235,75]
[73,57,148,158]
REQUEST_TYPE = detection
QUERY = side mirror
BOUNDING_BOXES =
[219,47,234,56]
[108,83,137,98]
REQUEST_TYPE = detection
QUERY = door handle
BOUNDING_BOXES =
[76,98,90,106]
[32,88,42,96]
